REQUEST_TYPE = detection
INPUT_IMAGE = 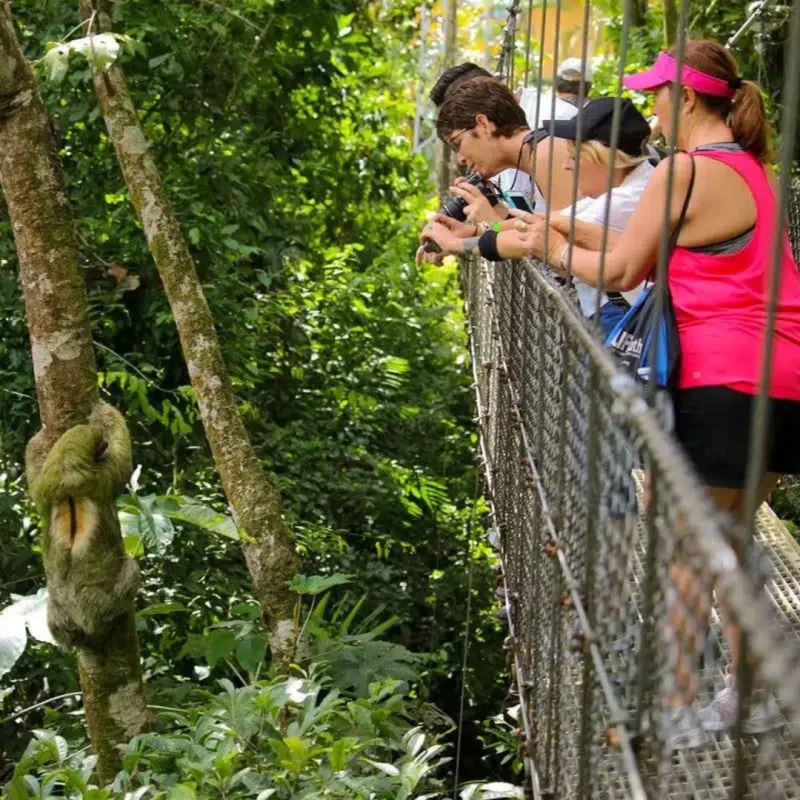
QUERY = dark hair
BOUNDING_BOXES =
[672,39,772,163]
[555,77,591,97]
[429,62,493,107]
[436,77,528,140]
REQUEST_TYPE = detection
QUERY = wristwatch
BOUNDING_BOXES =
[478,221,503,234]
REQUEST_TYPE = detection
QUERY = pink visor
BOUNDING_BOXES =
[622,52,737,99]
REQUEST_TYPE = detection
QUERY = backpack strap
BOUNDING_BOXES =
[667,153,696,259]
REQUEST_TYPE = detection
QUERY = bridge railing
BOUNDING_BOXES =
[467,253,800,798]
[448,0,800,793]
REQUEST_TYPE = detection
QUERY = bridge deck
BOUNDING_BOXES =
[608,485,800,798]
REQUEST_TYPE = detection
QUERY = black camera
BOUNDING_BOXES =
[440,172,501,222]
[423,173,502,253]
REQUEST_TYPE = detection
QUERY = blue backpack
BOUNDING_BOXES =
[604,154,695,390]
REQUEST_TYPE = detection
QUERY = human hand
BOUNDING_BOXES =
[415,244,445,268]
[430,213,478,239]
[516,220,567,270]
[419,221,464,259]
[449,180,500,224]
[506,207,538,231]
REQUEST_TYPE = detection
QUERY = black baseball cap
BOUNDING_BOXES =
[548,98,651,158]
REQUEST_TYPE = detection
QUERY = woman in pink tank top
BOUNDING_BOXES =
[517,40,800,749]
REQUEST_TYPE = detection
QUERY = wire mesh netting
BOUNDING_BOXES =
[466,254,800,798]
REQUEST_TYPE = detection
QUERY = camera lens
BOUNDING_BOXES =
[440,195,469,222]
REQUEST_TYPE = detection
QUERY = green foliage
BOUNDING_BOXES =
[3,670,449,799]
[0,0,505,779]
[118,492,240,555]
[592,0,794,147]
[287,575,351,596]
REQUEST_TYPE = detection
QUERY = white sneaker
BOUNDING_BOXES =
[699,678,783,734]
[664,706,709,750]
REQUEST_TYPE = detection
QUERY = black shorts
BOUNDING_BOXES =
[673,386,800,488]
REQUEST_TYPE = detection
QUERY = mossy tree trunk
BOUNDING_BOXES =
[436,0,458,199]
[663,0,678,47]
[0,2,150,783]
[78,0,303,670]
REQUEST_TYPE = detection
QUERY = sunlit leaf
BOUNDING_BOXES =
[138,602,187,617]
[287,573,351,595]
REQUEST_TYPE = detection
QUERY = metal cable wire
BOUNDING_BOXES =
[466,3,800,796]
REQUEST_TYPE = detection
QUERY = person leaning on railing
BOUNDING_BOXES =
[516,97,655,337]
[421,92,654,337]
[416,77,577,268]
[515,39,800,749]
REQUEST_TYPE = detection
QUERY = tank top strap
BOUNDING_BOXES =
[689,148,775,220]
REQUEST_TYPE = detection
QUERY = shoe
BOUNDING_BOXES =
[664,706,709,750]
[699,677,783,734]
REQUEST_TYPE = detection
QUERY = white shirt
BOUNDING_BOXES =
[559,160,654,316]
[497,88,580,211]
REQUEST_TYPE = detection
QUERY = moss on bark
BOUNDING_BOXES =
[79,0,303,670]
[0,7,97,449]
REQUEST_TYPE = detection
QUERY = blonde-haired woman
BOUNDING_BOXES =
[540,98,654,334]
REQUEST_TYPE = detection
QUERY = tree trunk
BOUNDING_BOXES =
[78,0,303,670]
[0,2,150,784]
[437,0,458,198]
[663,0,678,47]
[624,0,646,28]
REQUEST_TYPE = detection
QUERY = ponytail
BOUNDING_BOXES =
[679,40,775,164]
[731,80,773,163]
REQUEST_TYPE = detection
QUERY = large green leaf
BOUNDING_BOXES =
[118,493,238,549]
[235,633,267,672]
[288,574,352,596]
[166,499,239,540]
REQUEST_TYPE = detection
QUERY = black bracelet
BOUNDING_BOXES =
[478,230,502,262]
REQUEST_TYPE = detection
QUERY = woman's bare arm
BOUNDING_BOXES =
[548,215,623,251]
[521,155,694,290]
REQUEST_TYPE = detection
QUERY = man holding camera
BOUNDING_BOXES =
[428,59,591,216]
[416,73,585,267]
[416,76,570,264]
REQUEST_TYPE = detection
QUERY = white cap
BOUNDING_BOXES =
[557,57,593,82]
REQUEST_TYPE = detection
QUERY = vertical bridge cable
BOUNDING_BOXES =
[593,1,632,319]
[646,0,690,397]
[735,3,800,798]
[562,0,591,283]
[522,0,534,88]
[530,0,548,135]
[537,3,566,792]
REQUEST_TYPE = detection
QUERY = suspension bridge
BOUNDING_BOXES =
[442,0,800,797]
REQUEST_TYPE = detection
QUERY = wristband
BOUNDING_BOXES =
[463,236,480,253]
[478,230,502,262]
